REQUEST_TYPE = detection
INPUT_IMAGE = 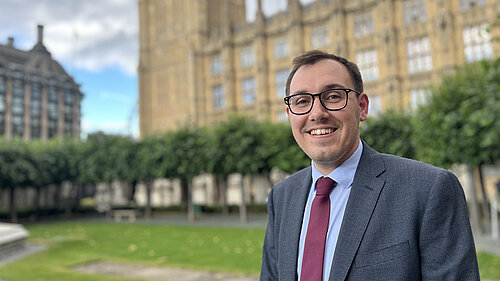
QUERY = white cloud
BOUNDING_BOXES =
[0,0,138,76]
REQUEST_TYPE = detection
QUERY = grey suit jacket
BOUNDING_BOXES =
[260,142,479,281]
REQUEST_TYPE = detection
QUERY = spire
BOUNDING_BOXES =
[37,25,43,44]
[255,0,265,26]
[30,24,51,55]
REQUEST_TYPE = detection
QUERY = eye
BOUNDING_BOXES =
[323,90,344,102]
[292,95,312,106]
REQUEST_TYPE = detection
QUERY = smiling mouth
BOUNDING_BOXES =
[309,128,336,135]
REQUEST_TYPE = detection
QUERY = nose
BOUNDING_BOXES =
[309,96,329,121]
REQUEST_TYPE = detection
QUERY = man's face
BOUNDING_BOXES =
[287,59,369,174]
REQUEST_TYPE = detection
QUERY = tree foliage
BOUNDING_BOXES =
[0,138,37,188]
[413,60,500,168]
[78,133,134,184]
[261,121,309,173]
[208,116,267,177]
[361,110,416,159]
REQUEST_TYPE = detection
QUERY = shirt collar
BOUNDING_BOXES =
[311,140,363,190]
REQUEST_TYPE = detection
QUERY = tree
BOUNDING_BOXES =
[207,116,270,221]
[0,138,36,222]
[78,133,135,213]
[28,140,59,218]
[169,125,212,221]
[133,134,174,220]
[413,60,500,233]
[361,110,416,159]
[261,121,309,174]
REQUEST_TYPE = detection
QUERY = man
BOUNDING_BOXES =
[260,50,479,281]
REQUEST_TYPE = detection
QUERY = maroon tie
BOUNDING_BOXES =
[301,177,336,281]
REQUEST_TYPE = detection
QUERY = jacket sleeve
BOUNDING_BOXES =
[419,170,480,280]
[260,187,279,281]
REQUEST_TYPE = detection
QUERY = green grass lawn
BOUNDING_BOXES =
[0,221,498,281]
[0,221,265,281]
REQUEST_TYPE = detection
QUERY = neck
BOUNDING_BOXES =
[313,139,361,175]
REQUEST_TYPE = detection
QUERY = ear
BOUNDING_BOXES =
[286,107,291,118]
[359,93,369,121]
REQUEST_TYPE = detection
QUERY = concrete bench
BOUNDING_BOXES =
[0,223,29,264]
[112,209,137,222]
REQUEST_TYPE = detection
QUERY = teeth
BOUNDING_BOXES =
[310,128,333,135]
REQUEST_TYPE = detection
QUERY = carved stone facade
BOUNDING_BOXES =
[138,0,500,137]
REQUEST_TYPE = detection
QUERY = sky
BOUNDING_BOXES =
[0,0,314,139]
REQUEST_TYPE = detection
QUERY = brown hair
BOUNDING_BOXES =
[285,50,364,96]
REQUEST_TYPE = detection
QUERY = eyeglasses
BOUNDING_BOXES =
[284,88,360,115]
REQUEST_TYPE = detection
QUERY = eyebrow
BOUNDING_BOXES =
[291,83,347,95]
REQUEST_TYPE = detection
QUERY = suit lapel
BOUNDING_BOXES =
[280,167,312,281]
[329,144,386,281]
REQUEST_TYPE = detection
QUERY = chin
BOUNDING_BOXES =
[310,151,339,164]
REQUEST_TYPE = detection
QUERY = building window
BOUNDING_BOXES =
[31,82,42,139]
[0,76,5,93]
[49,119,58,138]
[354,12,374,38]
[0,110,4,135]
[242,78,256,105]
[410,88,431,110]
[461,0,485,10]
[31,74,40,83]
[64,89,74,105]
[463,23,492,62]
[0,89,4,135]
[0,91,5,113]
[0,76,4,135]
[356,49,379,82]
[31,118,41,139]
[211,54,224,75]
[212,85,225,109]
[311,24,330,48]
[369,95,382,115]
[64,119,73,136]
[12,80,24,137]
[275,69,289,98]
[31,83,42,116]
[273,36,289,58]
[240,46,255,68]
[64,87,74,136]
[407,37,432,73]
[403,0,426,24]
[274,70,289,98]
[12,69,23,79]
[48,85,59,138]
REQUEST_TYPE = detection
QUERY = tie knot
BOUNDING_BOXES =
[316,177,336,196]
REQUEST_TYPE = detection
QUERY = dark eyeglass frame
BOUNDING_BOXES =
[283,88,360,115]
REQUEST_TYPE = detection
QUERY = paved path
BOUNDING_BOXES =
[74,261,258,281]
[475,233,500,258]
[0,243,45,266]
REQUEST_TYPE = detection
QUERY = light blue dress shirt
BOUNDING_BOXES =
[297,140,363,281]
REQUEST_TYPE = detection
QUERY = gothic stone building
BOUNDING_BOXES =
[0,25,82,140]
[138,0,499,137]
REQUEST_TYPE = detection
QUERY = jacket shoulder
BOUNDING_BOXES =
[272,166,311,191]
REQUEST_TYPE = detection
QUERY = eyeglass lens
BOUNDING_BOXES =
[288,89,347,114]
